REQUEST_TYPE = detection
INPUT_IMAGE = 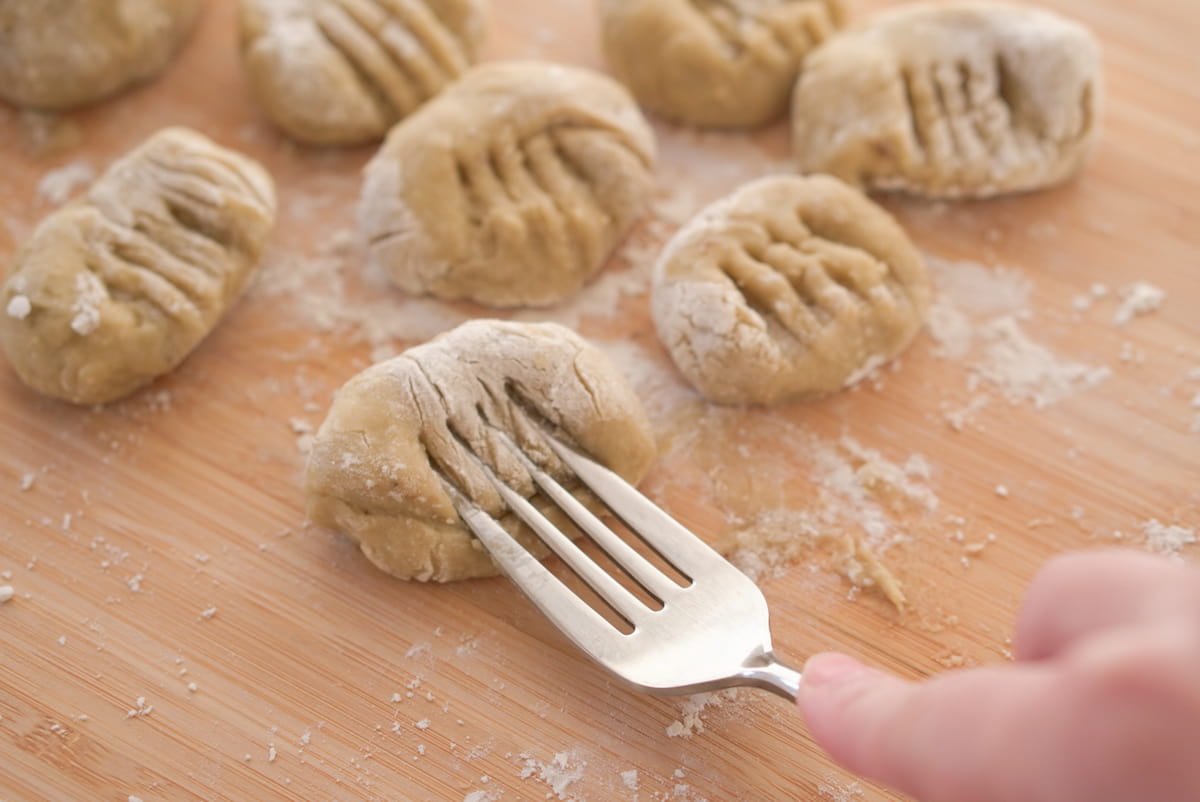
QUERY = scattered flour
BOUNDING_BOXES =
[926,255,1032,317]
[924,256,1111,408]
[817,775,866,801]
[6,294,31,320]
[968,317,1110,408]
[926,295,973,360]
[37,160,95,206]
[718,434,934,609]
[0,586,13,603]
[69,271,105,336]
[1138,519,1197,558]
[463,791,500,802]
[519,750,585,800]
[665,689,742,738]
[1113,282,1166,325]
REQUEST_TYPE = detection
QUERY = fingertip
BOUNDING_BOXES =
[801,652,871,691]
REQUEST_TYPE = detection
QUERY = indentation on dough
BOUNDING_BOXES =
[314,0,467,118]
[450,124,625,273]
[101,233,209,324]
[718,245,824,342]
[685,0,835,62]
[895,52,1086,180]
[315,0,419,117]
[898,66,927,159]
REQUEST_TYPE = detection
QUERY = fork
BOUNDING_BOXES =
[441,410,803,701]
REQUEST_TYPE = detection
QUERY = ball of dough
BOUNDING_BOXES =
[0,0,201,111]
[305,320,657,582]
[358,60,657,308]
[0,127,277,405]
[651,174,930,405]
[599,0,846,129]
[238,0,488,146]
[791,2,1102,197]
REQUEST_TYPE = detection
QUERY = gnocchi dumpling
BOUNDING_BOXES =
[0,0,201,111]
[359,61,657,307]
[305,319,657,582]
[600,0,846,128]
[238,0,488,145]
[651,174,930,405]
[0,128,276,405]
[791,2,1101,197]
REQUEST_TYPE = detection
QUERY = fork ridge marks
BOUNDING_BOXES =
[239,0,487,145]
[651,174,931,406]
[359,61,657,308]
[601,0,845,128]
[0,128,276,405]
[792,1,1101,198]
[304,320,657,582]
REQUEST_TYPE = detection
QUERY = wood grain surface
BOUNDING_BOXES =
[2,1,1198,800]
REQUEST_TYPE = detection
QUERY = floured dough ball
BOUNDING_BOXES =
[0,0,201,111]
[600,0,846,128]
[0,128,277,405]
[305,320,657,582]
[238,0,488,145]
[651,174,929,405]
[359,61,657,307]
[791,2,1101,197]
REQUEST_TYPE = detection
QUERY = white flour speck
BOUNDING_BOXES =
[1113,281,1166,325]
[6,295,31,320]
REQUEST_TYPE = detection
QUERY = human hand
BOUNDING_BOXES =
[798,550,1200,802]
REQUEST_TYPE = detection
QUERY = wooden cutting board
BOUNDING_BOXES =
[1,1,1198,800]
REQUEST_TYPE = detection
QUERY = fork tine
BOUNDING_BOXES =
[443,482,623,645]
[486,476,650,626]
[490,429,681,604]
[540,436,729,580]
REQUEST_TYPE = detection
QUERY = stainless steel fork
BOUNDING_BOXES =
[442,411,803,701]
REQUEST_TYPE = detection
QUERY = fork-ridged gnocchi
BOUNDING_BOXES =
[0,128,276,405]
[651,174,930,405]
[791,2,1101,198]
[0,0,201,111]
[358,60,657,308]
[305,319,656,582]
[600,0,846,128]
[238,0,487,145]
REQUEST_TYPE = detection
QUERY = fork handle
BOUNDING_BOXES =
[738,654,803,701]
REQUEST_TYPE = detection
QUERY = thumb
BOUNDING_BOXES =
[797,652,911,778]
[797,652,1061,802]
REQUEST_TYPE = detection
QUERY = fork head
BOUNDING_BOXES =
[437,398,802,701]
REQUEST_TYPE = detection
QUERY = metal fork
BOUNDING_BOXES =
[442,410,803,701]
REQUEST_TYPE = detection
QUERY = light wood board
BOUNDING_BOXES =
[1,1,1198,799]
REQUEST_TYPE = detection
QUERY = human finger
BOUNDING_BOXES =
[1014,549,1190,662]
[798,651,1063,802]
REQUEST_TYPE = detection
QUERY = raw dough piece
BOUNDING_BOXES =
[305,320,657,582]
[791,2,1101,197]
[359,61,656,307]
[238,0,487,145]
[651,174,929,405]
[0,128,276,405]
[0,0,201,111]
[600,0,846,128]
